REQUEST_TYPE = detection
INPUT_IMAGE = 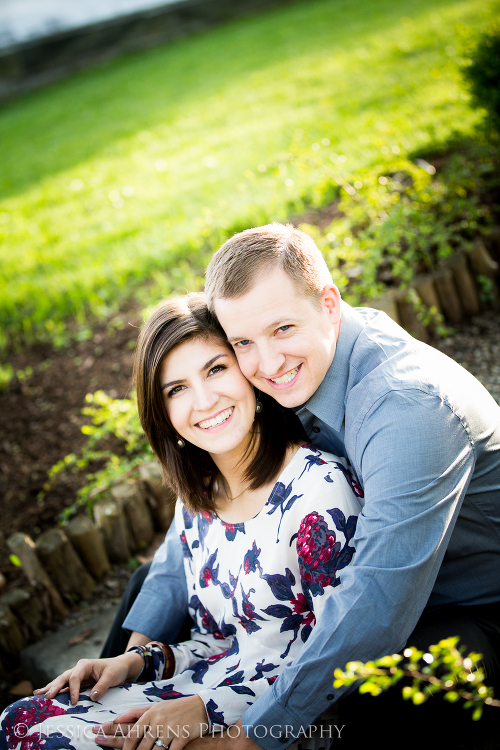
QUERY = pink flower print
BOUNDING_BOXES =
[296,512,341,604]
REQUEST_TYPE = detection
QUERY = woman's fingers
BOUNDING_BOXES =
[121,714,159,750]
[33,670,74,699]
[93,721,135,739]
[88,656,137,703]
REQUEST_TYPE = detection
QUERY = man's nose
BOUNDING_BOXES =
[256,343,286,379]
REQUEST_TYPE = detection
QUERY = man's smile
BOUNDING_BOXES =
[266,364,302,389]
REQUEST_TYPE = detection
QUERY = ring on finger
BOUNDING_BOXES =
[155,741,171,749]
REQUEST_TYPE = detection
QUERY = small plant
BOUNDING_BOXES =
[0,362,13,391]
[40,390,154,522]
[334,637,500,721]
[476,274,497,306]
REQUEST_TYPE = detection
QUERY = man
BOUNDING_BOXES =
[106,224,500,746]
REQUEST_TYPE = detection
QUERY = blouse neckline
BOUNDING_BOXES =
[213,444,311,528]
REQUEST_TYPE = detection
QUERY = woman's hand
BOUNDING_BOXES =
[33,652,144,706]
[92,695,208,750]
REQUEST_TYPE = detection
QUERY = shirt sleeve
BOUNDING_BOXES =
[242,389,476,748]
[123,521,189,642]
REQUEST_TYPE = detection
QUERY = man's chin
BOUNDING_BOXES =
[259,383,306,409]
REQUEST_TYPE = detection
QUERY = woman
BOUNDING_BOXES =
[0,294,362,750]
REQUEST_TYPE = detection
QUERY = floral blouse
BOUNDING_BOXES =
[166,444,362,728]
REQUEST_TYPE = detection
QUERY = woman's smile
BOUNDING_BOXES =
[196,406,235,431]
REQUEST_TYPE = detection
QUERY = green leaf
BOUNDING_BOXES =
[472,706,483,721]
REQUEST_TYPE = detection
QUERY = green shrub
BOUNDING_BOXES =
[291,135,497,306]
[463,24,500,133]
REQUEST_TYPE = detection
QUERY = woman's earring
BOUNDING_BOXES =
[255,391,263,414]
[176,435,185,448]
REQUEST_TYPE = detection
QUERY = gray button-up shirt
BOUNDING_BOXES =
[125,301,500,747]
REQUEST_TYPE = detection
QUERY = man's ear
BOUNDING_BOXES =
[321,284,341,325]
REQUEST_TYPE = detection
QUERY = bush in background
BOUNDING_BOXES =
[463,24,500,135]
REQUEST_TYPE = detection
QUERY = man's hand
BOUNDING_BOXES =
[33,653,144,706]
[92,695,209,750]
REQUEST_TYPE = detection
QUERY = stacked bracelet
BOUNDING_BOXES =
[127,642,175,682]
[148,641,175,680]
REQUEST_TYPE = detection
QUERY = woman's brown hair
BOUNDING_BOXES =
[134,293,306,515]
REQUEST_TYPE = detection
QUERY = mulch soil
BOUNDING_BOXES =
[0,306,141,579]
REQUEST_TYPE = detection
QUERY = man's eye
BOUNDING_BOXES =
[234,340,251,348]
[277,325,292,333]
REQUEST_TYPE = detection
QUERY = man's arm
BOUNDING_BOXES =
[238,390,476,748]
[123,520,189,643]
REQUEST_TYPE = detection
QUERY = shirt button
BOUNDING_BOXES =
[326,693,334,700]
[279,738,288,744]
[312,425,320,433]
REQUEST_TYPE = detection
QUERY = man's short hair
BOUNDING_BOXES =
[205,223,333,310]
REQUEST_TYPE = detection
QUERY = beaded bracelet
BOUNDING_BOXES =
[127,642,175,681]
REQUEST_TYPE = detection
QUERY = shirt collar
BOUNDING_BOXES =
[296,301,365,432]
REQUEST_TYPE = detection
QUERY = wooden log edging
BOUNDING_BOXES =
[1,234,498,663]
[111,480,155,552]
[1,464,178,663]
[66,515,111,580]
[370,237,499,341]
[35,528,96,604]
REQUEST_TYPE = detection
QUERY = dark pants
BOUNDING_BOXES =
[101,564,500,748]
[99,562,192,658]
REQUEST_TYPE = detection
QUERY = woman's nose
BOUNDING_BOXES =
[192,384,218,413]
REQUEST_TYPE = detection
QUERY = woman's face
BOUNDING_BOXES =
[160,337,257,458]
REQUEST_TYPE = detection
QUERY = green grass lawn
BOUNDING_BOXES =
[0,0,498,350]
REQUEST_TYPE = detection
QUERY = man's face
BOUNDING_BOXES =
[214,268,341,408]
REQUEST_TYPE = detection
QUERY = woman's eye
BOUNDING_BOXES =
[167,385,184,397]
[208,364,226,376]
